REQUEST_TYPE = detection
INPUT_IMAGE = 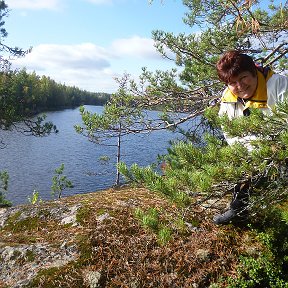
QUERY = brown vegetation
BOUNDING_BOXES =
[0,187,264,287]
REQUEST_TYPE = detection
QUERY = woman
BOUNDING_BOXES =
[213,50,288,225]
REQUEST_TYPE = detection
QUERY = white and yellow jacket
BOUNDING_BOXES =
[219,70,288,148]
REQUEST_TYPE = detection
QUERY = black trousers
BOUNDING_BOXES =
[230,181,250,214]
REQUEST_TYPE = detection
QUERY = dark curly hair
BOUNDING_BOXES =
[216,50,257,84]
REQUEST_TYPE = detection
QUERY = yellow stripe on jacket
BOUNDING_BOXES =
[221,69,274,109]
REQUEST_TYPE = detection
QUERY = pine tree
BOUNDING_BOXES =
[120,97,288,220]
[118,0,288,220]
[80,0,288,220]
[0,1,56,136]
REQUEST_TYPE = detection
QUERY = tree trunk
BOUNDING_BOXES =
[116,127,121,186]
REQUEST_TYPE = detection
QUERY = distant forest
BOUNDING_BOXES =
[0,68,111,116]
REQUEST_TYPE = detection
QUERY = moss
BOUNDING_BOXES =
[97,208,106,216]
[6,210,21,223]
[75,205,92,225]
[61,223,73,229]
[76,234,93,266]
[7,249,33,266]
[25,265,84,288]
[37,209,51,219]
[4,187,288,287]
[25,249,36,262]
[4,216,40,233]
[26,236,38,243]
[173,217,190,235]
[11,250,22,260]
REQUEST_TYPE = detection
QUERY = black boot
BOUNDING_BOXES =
[213,182,250,225]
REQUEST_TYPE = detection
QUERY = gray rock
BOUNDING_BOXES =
[83,270,102,288]
[0,242,79,287]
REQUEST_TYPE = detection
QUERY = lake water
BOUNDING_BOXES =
[0,106,186,205]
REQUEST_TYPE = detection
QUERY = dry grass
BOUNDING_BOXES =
[19,188,260,288]
[1,186,261,287]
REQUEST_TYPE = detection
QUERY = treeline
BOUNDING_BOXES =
[0,68,111,116]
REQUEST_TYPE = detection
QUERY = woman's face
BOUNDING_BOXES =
[228,71,258,100]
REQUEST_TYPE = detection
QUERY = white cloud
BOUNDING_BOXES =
[11,43,117,92]
[10,36,166,93]
[25,43,111,70]
[111,36,161,59]
[5,0,61,10]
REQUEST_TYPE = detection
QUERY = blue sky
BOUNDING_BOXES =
[5,0,190,93]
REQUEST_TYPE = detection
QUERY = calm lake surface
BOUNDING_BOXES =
[0,106,185,205]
